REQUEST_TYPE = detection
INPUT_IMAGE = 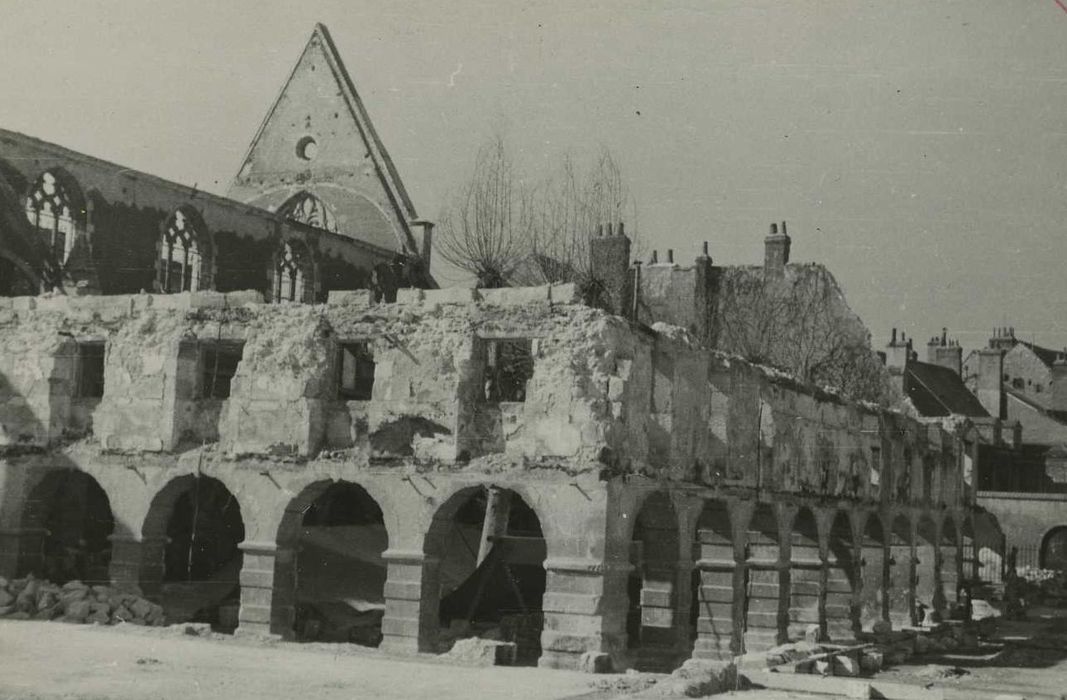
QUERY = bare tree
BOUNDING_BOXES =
[524,146,636,285]
[436,135,533,288]
[715,266,896,404]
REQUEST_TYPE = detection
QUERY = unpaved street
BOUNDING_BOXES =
[0,620,595,700]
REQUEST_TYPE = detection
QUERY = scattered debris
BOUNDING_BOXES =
[0,575,164,627]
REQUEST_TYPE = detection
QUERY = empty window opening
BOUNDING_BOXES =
[75,341,105,399]
[275,242,308,302]
[338,342,375,400]
[292,482,387,646]
[160,209,202,293]
[1012,377,1025,390]
[25,171,79,265]
[201,343,243,399]
[483,339,534,403]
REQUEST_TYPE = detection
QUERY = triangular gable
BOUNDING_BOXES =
[229,23,418,254]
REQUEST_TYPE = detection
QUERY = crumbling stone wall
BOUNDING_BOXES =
[0,284,990,672]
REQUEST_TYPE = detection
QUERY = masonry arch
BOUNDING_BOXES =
[858,512,887,630]
[18,468,114,584]
[887,513,914,627]
[275,480,389,646]
[691,499,737,659]
[787,507,822,641]
[743,502,783,652]
[143,474,244,630]
[627,492,685,671]
[914,513,940,621]
[423,485,547,665]
[279,191,339,234]
[1041,526,1067,571]
[824,510,858,639]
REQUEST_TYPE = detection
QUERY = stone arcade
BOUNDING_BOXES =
[0,281,984,672]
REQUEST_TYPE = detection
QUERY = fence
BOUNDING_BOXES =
[976,543,1053,585]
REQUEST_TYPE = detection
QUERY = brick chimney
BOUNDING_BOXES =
[764,221,791,274]
[976,348,1005,419]
[1051,353,1067,414]
[589,222,632,317]
[925,327,962,376]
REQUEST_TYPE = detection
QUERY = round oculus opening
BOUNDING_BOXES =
[296,136,318,161]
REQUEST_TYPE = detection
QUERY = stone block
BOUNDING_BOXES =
[424,287,477,305]
[225,290,264,306]
[445,637,517,666]
[190,291,227,308]
[479,286,550,306]
[579,651,613,674]
[395,288,424,304]
[326,289,372,307]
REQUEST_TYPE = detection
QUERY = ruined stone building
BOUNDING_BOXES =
[0,24,434,302]
[0,23,991,675]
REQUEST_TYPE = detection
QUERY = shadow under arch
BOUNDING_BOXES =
[858,512,887,630]
[274,479,389,646]
[824,509,858,640]
[743,501,783,652]
[423,484,547,665]
[18,468,117,585]
[788,506,821,642]
[627,491,685,672]
[691,499,736,660]
[142,473,244,631]
[887,513,914,627]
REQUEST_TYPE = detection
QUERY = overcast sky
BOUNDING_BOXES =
[2,0,1066,352]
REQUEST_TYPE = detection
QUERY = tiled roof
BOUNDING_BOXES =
[904,360,989,418]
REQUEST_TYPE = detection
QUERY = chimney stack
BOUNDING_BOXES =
[588,221,632,317]
[1052,354,1067,414]
[926,327,963,375]
[976,348,1006,419]
[764,220,791,274]
[886,327,913,372]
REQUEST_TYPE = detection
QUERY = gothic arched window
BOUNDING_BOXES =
[25,171,81,265]
[159,209,203,293]
[275,241,308,302]
[279,191,338,233]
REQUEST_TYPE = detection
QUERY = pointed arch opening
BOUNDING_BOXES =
[24,170,85,283]
[158,207,209,293]
[272,239,314,303]
[280,191,338,234]
[915,514,940,621]
[825,511,858,640]
[423,485,546,665]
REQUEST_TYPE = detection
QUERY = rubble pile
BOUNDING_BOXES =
[0,575,165,626]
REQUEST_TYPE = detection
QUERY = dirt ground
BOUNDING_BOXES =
[0,620,595,700]
[6,609,1067,700]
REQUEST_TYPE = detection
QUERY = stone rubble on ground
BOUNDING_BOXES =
[0,575,165,627]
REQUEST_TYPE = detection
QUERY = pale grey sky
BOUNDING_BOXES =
[2,0,1066,352]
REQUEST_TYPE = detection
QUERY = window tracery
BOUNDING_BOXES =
[159,209,202,293]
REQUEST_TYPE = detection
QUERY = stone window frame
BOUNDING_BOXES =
[198,341,245,400]
[24,169,86,276]
[158,207,213,294]
[336,339,376,401]
[272,239,314,304]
